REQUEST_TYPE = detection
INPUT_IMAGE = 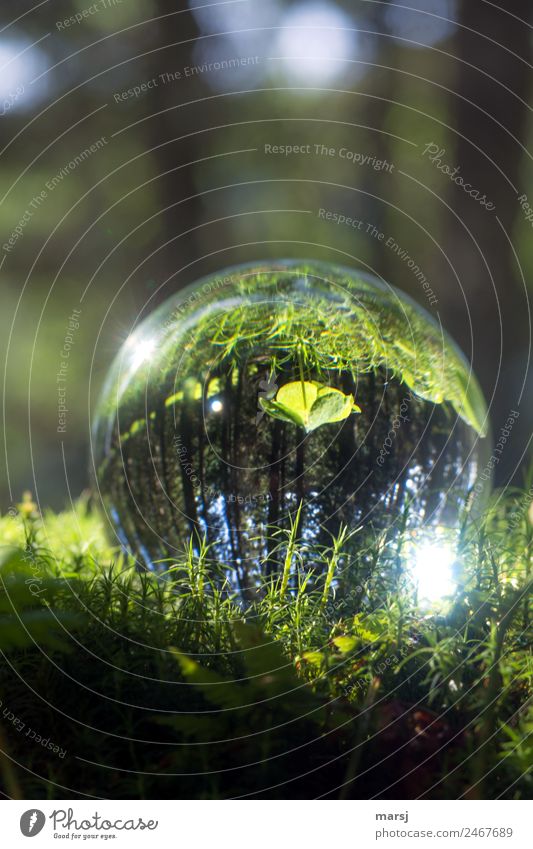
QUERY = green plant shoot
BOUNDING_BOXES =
[259,380,361,433]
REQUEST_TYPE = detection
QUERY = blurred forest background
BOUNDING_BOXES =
[0,0,531,510]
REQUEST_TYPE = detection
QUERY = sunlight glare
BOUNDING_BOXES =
[128,337,156,372]
[410,536,458,608]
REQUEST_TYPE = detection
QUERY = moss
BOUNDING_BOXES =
[0,485,530,799]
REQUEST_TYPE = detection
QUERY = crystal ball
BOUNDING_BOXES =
[92,261,489,596]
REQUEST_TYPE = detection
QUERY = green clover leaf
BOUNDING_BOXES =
[259,380,361,433]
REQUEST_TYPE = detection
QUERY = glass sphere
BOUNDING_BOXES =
[92,260,489,597]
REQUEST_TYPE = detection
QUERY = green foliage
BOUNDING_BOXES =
[0,486,531,799]
[110,266,486,437]
[0,545,85,651]
[211,272,489,437]
[259,379,361,432]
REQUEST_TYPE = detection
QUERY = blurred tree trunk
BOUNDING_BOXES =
[446,0,532,481]
[147,2,205,302]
